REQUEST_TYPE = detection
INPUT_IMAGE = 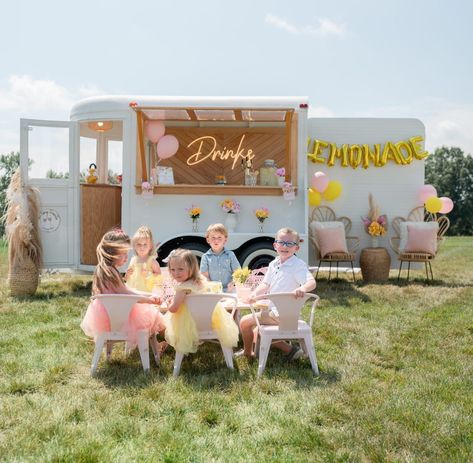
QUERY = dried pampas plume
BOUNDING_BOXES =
[4,168,42,295]
[367,193,380,222]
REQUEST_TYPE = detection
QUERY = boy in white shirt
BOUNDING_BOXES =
[236,227,316,360]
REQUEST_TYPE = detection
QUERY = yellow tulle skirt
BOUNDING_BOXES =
[164,302,238,354]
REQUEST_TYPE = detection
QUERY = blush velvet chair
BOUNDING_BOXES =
[390,206,450,281]
[309,206,360,282]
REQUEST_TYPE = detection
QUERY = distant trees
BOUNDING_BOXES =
[425,147,473,235]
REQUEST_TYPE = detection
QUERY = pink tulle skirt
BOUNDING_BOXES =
[80,299,166,348]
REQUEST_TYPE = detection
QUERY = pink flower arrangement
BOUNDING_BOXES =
[220,198,241,214]
[276,167,286,177]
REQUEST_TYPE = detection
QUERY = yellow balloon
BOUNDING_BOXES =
[322,180,342,201]
[425,196,442,213]
[308,188,322,206]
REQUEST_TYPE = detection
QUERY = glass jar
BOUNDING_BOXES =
[260,159,278,186]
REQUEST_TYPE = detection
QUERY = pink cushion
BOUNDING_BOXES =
[317,227,348,257]
[404,225,437,255]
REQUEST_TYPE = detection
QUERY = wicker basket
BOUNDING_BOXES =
[360,248,391,282]
[8,257,39,296]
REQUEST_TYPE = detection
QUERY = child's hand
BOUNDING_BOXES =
[150,296,162,305]
[293,288,306,298]
[248,292,257,304]
[125,267,134,280]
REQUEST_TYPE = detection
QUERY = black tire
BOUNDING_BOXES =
[238,242,277,269]
[157,238,209,266]
[179,242,209,263]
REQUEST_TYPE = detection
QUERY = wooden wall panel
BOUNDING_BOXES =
[81,184,122,265]
[161,127,287,185]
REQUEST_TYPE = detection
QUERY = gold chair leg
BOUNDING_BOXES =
[350,261,356,282]
[398,261,403,281]
[428,261,434,281]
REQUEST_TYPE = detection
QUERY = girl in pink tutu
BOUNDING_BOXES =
[80,228,166,351]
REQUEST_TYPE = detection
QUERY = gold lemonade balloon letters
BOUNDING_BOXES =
[307,136,429,169]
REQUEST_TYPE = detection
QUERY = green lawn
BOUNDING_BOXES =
[1,238,472,462]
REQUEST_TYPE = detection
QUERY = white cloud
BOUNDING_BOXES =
[0,75,105,155]
[265,14,346,38]
[356,98,473,156]
[308,105,335,117]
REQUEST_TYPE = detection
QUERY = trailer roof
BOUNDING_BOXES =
[70,96,309,120]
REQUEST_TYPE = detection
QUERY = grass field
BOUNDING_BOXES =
[1,238,472,462]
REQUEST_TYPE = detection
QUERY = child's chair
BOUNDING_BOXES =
[172,293,238,376]
[90,294,161,375]
[250,293,320,376]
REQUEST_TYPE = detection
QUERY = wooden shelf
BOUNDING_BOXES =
[134,184,296,196]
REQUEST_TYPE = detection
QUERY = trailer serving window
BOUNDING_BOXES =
[132,106,298,196]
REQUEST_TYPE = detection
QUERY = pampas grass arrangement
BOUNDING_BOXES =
[4,167,42,296]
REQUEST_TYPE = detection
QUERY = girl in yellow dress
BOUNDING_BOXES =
[125,226,162,292]
[164,248,239,355]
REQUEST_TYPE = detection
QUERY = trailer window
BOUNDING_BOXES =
[80,137,97,180]
[108,140,123,183]
[28,126,69,179]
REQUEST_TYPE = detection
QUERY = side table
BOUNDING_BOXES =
[360,247,391,282]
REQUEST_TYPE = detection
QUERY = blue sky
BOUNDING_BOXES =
[1,0,472,155]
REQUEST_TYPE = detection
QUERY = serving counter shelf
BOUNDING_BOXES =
[135,184,296,196]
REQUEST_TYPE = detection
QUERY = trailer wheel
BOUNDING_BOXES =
[178,242,209,263]
[239,242,277,269]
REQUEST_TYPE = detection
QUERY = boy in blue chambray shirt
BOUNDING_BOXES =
[200,223,240,292]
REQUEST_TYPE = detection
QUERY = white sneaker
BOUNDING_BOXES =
[287,345,304,361]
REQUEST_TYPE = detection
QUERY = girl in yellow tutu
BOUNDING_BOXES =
[164,248,239,355]
[125,226,162,292]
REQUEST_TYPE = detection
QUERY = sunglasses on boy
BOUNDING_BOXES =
[274,240,298,247]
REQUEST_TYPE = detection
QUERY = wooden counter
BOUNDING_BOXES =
[81,184,122,265]
[134,184,297,196]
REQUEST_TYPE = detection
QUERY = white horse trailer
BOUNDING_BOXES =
[19,96,426,271]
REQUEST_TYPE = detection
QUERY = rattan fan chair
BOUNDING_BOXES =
[390,206,450,281]
[309,206,360,282]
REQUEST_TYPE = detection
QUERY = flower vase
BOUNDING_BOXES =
[258,220,265,233]
[192,218,199,232]
[225,213,238,232]
[370,237,379,248]
[277,176,286,187]
[236,283,251,303]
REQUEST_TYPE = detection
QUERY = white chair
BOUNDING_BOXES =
[173,293,238,377]
[250,293,320,376]
[90,294,161,375]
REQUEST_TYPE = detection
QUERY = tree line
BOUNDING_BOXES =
[1,147,472,237]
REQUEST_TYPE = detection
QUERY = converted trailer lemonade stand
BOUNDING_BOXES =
[19,96,426,271]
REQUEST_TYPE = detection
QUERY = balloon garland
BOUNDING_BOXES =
[308,171,342,206]
[418,184,454,214]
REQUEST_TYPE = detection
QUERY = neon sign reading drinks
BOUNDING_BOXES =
[186,134,255,169]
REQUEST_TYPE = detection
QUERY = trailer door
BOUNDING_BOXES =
[20,119,79,268]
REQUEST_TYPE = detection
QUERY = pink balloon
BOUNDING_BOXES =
[157,135,179,159]
[311,171,330,193]
[145,120,165,143]
[419,184,437,203]
[439,197,454,214]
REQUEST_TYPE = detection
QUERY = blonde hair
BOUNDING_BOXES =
[167,248,206,286]
[276,227,300,244]
[92,228,130,294]
[132,226,155,257]
[205,223,228,239]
